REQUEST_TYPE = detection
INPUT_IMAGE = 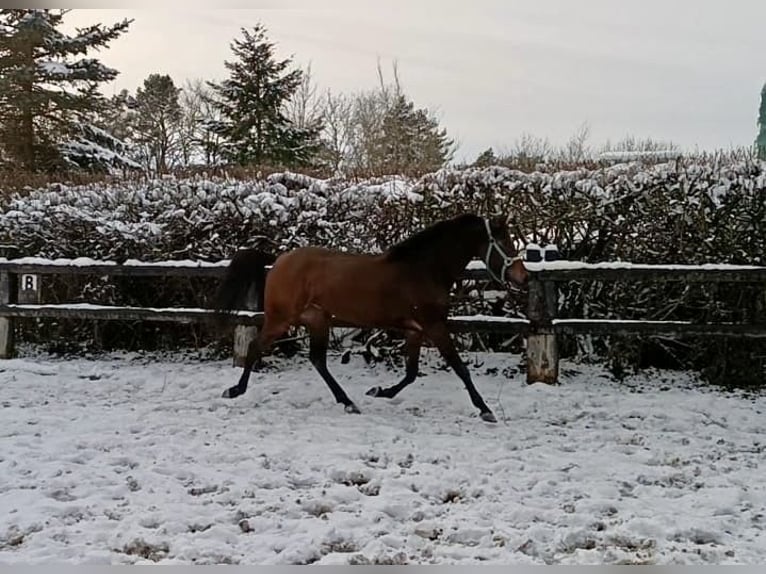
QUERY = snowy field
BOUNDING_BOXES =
[1,349,765,565]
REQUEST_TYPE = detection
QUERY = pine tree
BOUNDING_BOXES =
[0,9,132,171]
[209,24,322,168]
[345,63,454,177]
[376,93,454,176]
[756,83,766,160]
[133,73,181,174]
[99,89,134,143]
[472,148,498,168]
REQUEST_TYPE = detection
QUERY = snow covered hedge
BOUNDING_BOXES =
[5,160,765,264]
[2,159,766,385]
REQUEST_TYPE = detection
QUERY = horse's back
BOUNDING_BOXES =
[269,246,378,288]
[271,246,341,276]
[265,246,411,322]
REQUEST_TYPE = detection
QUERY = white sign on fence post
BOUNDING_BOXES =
[19,273,41,305]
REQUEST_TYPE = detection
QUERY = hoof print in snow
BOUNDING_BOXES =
[104,509,123,521]
[350,551,409,565]
[560,531,597,553]
[237,519,252,533]
[1,533,27,549]
[371,551,409,565]
[413,524,442,540]
[48,488,76,502]
[187,485,218,496]
[320,537,358,554]
[398,453,414,468]
[120,538,169,562]
[405,406,423,417]
[445,527,490,547]
[358,482,381,496]
[516,538,538,556]
[126,476,140,492]
[331,469,370,487]
[302,500,334,518]
[187,523,213,533]
[441,489,463,504]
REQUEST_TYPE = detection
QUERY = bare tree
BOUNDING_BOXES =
[177,79,204,167]
[181,79,225,168]
[285,63,323,131]
[507,132,554,166]
[600,134,679,153]
[559,121,592,163]
[597,134,681,164]
[319,90,353,174]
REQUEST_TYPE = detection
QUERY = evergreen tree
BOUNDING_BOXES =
[345,63,454,177]
[133,73,181,174]
[757,83,766,159]
[209,24,321,167]
[0,9,132,171]
[59,120,138,172]
[98,89,135,146]
[354,91,453,176]
[472,147,498,168]
[378,93,454,175]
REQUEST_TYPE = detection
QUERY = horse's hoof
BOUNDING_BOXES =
[480,411,498,423]
[345,403,361,414]
[222,387,238,399]
[365,386,382,397]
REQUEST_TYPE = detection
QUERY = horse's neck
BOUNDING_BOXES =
[427,242,478,288]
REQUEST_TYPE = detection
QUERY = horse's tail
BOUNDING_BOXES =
[211,248,276,331]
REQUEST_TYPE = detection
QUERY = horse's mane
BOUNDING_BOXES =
[383,214,482,263]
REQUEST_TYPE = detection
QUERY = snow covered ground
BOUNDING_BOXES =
[1,349,765,565]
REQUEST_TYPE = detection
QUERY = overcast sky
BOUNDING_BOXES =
[64,1,766,161]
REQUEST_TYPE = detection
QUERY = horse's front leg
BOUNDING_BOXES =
[366,330,423,399]
[425,322,497,423]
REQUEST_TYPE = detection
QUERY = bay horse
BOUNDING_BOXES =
[215,213,528,422]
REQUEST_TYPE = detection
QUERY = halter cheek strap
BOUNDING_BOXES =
[483,218,522,285]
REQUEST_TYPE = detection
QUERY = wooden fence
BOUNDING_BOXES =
[1,257,765,384]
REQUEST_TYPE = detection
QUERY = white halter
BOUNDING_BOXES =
[483,218,522,285]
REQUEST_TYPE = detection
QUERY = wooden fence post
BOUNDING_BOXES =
[526,277,559,384]
[232,282,260,368]
[0,271,17,359]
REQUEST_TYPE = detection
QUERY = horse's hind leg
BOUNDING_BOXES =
[222,321,285,399]
[302,308,360,414]
[366,331,423,399]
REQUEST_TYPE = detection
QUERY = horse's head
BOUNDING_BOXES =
[482,216,528,288]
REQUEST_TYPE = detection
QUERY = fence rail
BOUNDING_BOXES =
[525,261,766,283]
[1,257,765,383]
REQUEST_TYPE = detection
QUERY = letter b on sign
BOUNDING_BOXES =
[22,274,37,291]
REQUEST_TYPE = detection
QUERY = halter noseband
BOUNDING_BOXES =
[483,218,522,285]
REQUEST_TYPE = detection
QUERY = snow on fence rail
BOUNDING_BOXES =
[1,257,766,384]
